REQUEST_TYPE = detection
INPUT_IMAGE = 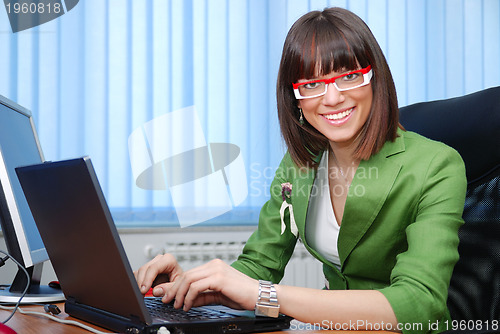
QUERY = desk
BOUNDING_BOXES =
[0,303,392,333]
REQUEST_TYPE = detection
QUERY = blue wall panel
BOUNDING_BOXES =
[0,0,498,226]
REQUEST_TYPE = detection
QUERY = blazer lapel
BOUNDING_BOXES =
[338,132,406,268]
[288,155,338,265]
[291,165,316,243]
[291,162,346,277]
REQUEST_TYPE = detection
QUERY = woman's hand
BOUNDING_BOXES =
[134,253,184,297]
[163,259,259,312]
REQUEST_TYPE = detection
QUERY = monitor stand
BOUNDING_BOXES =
[0,263,65,304]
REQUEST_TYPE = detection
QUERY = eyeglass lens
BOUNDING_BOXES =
[298,71,365,97]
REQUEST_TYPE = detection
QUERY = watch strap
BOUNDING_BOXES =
[255,280,280,318]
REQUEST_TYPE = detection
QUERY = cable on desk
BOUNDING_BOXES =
[0,304,119,334]
[0,250,30,324]
[0,255,10,268]
[0,250,122,334]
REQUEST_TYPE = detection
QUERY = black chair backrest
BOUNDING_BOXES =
[399,87,500,322]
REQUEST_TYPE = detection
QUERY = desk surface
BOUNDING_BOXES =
[0,303,392,334]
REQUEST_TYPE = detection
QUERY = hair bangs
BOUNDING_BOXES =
[296,18,366,81]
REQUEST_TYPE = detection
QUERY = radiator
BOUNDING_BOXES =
[158,239,324,289]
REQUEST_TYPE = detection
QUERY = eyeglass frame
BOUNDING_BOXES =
[292,65,373,100]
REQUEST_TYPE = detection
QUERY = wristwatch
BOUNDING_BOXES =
[254,280,280,318]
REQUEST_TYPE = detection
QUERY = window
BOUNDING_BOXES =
[1,0,499,227]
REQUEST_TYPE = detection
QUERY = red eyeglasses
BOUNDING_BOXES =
[293,66,373,99]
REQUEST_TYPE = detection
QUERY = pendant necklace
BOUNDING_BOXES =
[331,152,351,186]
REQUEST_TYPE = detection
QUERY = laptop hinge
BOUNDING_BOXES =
[65,298,147,333]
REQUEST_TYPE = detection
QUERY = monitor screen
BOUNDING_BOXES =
[0,95,64,303]
[0,95,48,268]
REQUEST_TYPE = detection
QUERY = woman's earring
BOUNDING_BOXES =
[298,108,304,126]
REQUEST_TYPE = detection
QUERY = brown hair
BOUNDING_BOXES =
[276,7,400,167]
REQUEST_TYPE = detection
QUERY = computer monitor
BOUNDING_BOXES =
[0,95,64,303]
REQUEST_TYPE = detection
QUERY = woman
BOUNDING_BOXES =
[135,7,466,333]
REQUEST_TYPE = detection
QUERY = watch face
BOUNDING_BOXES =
[256,280,280,318]
[255,304,280,318]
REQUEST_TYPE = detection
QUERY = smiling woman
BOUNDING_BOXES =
[135,7,468,334]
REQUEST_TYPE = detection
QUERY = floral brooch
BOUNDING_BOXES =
[279,182,298,237]
[281,182,292,202]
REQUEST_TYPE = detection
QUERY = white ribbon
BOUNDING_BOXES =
[280,201,298,237]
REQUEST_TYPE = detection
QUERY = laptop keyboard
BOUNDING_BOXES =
[145,298,237,322]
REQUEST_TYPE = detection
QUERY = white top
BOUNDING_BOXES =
[305,150,341,269]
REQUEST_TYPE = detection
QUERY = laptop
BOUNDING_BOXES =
[16,157,292,334]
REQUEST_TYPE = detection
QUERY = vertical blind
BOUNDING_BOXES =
[0,0,499,227]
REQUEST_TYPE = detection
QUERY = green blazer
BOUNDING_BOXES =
[232,129,467,334]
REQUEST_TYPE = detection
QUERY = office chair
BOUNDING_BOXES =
[399,86,500,324]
